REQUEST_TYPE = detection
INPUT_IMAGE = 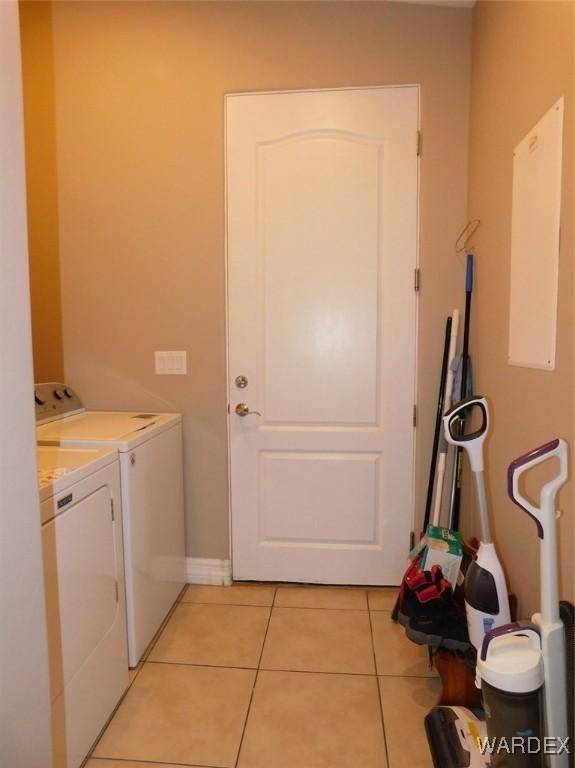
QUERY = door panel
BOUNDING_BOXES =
[261,131,381,425]
[227,87,419,585]
[259,452,380,545]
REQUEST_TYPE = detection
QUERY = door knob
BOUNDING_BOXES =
[235,403,261,417]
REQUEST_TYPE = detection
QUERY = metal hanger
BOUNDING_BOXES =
[455,219,480,253]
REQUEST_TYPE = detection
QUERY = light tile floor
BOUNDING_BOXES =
[88,584,441,768]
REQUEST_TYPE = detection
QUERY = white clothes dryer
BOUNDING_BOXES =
[38,445,128,768]
[36,383,186,667]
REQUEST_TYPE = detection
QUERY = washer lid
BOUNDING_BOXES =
[36,410,179,445]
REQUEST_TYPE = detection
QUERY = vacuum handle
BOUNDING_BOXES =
[507,439,568,539]
[443,396,489,472]
[480,622,541,662]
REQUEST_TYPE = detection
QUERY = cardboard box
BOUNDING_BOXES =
[420,525,463,589]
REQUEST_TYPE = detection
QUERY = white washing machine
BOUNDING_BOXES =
[38,445,128,768]
[36,383,186,667]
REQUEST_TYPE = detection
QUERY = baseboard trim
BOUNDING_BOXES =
[186,557,232,586]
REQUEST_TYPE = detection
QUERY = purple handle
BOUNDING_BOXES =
[508,439,560,479]
[465,253,474,292]
[507,439,560,539]
[480,622,540,661]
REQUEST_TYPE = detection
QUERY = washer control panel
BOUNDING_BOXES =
[35,382,85,423]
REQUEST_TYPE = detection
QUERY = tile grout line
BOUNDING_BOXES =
[182,601,374,612]
[130,583,189,684]
[233,586,277,768]
[367,606,392,768]
[143,587,189,663]
[270,604,370,612]
[86,585,190,764]
[87,755,226,767]
[181,601,275,609]
[145,660,259,672]
[142,658,436,680]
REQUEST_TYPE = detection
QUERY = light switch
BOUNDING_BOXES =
[155,351,187,375]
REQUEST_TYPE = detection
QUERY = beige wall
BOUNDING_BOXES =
[466,1,574,615]
[22,1,472,561]
[20,1,64,383]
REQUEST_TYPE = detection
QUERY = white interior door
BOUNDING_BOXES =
[226,86,419,585]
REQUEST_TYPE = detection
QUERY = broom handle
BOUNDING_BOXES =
[422,317,453,532]
[431,310,460,527]
[449,253,474,531]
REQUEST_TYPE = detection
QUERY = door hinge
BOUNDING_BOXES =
[414,268,420,293]
[413,404,417,427]
[110,499,114,521]
[115,581,119,603]
[409,530,415,550]
[417,130,422,157]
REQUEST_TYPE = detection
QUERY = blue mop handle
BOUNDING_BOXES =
[465,252,474,293]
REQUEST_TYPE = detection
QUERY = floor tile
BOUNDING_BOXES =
[93,663,255,767]
[183,583,275,606]
[260,607,374,674]
[148,603,270,668]
[368,587,399,611]
[86,762,205,768]
[275,585,367,610]
[371,611,437,677]
[380,676,441,768]
[238,670,387,768]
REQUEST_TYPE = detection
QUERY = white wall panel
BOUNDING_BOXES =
[508,98,564,370]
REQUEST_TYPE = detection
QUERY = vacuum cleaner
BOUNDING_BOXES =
[443,396,511,649]
[479,437,570,768]
[425,705,490,767]
[425,395,509,768]
[427,438,571,768]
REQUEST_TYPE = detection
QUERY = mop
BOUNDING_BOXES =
[391,314,459,623]
[425,399,510,768]
[443,395,511,649]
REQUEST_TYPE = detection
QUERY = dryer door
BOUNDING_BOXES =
[42,483,123,768]
[43,486,118,693]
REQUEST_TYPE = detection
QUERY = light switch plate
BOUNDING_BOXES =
[155,351,187,375]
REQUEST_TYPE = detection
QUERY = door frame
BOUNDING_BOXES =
[224,84,421,578]
[0,1,54,761]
